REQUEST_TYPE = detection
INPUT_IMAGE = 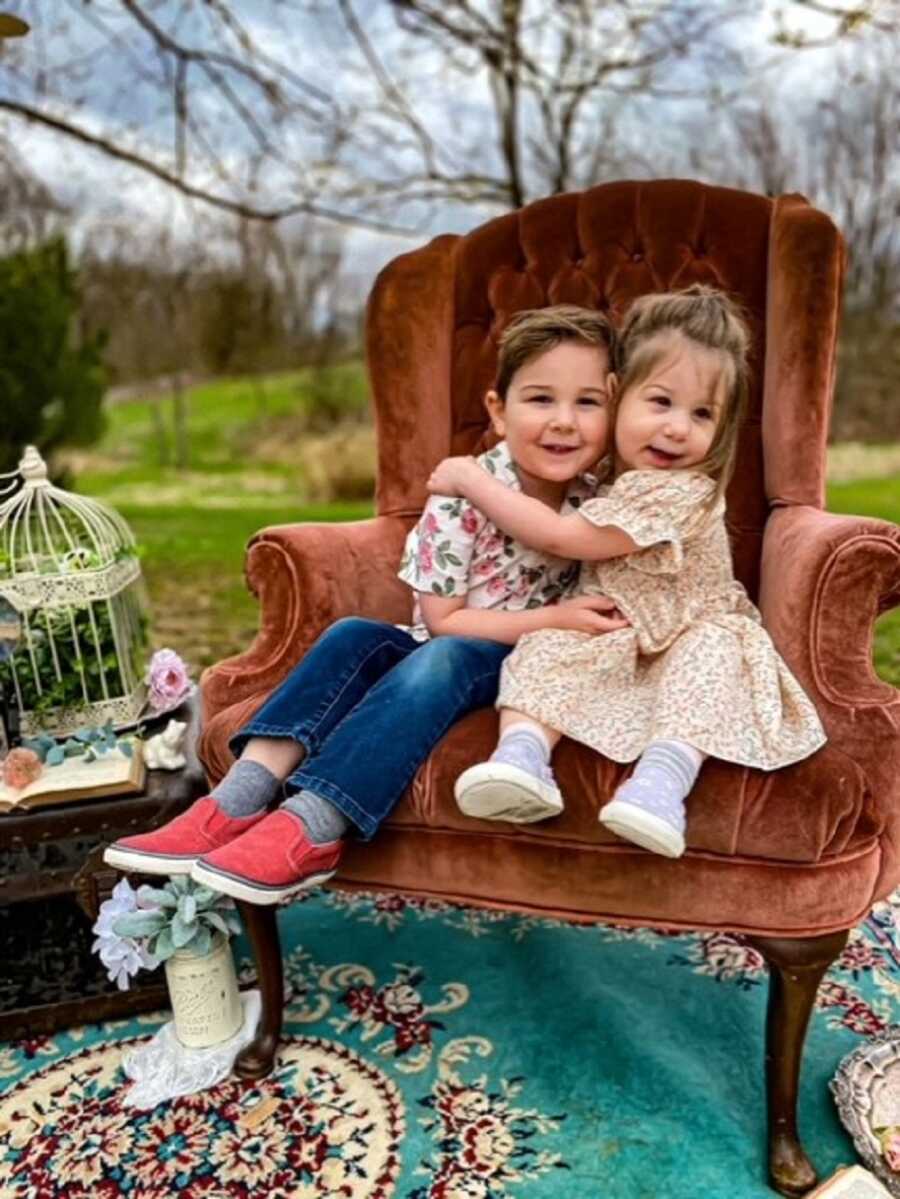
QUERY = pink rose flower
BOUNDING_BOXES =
[487,576,508,596]
[418,542,434,573]
[478,533,504,557]
[423,512,440,535]
[146,648,191,712]
[880,1126,900,1172]
[460,506,479,535]
[2,747,43,790]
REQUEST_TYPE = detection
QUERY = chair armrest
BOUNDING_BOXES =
[759,503,900,748]
[200,515,413,720]
[761,503,900,902]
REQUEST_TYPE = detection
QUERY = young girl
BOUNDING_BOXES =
[104,305,628,902]
[428,286,826,858]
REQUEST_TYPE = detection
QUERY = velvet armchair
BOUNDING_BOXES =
[197,179,900,1196]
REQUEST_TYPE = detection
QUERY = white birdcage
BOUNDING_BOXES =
[0,446,149,736]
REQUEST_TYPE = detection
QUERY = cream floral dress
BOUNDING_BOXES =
[397,441,594,641]
[498,469,826,769]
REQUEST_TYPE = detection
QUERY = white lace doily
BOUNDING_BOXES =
[121,990,261,1109]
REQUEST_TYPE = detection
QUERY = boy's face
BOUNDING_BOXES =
[486,341,612,494]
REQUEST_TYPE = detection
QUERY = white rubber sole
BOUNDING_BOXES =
[455,761,564,824]
[190,860,337,905]
[599,799,685,858]
[103,845,196,875]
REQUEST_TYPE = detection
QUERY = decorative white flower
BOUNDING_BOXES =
[91,878,159,990]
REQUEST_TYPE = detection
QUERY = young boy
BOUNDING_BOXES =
[104,305,625,903]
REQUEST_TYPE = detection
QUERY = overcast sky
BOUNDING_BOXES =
[0,1,871,284]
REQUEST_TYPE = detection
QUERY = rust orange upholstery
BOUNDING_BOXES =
[198,179,900,940]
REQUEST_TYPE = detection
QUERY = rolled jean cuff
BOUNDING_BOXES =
[286,769,377,841]
[229,719,316,762]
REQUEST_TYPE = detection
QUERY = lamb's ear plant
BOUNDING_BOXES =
[112,875,241,963]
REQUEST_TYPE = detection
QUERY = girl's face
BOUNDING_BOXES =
[613,334,725,475]
[485,341,613,500]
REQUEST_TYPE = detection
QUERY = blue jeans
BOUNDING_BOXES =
[230,617,510,840]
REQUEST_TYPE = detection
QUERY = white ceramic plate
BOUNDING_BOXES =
[832,1027,900,1195]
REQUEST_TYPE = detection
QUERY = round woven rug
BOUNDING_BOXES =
[2,888,899,1198]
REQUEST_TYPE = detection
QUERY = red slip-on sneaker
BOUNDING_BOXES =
[190,810,343,904]
[103,797,269,876]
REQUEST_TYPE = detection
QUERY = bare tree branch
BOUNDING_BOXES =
[0,98,417,233]
[336,0,442,176]
[3,0,889,238]
[773,0,899,46]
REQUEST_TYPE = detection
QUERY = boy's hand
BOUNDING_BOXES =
[552,594,630,635]
[427,456,477,496]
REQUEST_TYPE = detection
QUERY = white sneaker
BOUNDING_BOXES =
[455,760,564,824]
[599,776,686,858]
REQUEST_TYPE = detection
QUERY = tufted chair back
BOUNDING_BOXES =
[365,179,844,600]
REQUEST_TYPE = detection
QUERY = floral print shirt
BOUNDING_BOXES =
[397,440,596,641]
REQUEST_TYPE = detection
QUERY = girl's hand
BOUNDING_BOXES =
[552,594,631,635]
[427,456,477,496]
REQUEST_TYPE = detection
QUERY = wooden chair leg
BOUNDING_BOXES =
[747,930,849,1197]
[233,900,283,1080]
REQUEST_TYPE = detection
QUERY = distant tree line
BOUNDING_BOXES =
[76,220,355,385]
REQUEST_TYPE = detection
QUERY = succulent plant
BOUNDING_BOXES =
[110,874,241,964]
[23,720,134,765]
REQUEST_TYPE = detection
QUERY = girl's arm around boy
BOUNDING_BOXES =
[427,456,637,563]
[419,591,628,643]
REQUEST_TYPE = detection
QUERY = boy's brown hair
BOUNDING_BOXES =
[494,305,619,399]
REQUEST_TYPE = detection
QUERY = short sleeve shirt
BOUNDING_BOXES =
[397,441,596,641]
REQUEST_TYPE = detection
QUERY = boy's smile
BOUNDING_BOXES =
[486,341,612,505]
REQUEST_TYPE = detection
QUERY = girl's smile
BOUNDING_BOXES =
[613,334,724,476]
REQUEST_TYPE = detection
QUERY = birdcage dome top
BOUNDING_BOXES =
[0,446,140,611]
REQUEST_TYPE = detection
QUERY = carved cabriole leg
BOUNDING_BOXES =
[747,930,849,1197]
[233,900,283,1080]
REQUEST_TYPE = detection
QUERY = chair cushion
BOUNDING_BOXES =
[385,710,877,866]
[202,699,881,936]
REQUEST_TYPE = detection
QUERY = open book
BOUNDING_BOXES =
[0,743,146,812]
[809,1165,893,1197]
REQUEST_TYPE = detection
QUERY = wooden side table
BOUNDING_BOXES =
[0,699,207,1040]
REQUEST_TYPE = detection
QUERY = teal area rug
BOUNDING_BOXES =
[2,888,899,1198]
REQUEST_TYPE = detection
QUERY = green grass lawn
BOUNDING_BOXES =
[81,365,368,487]
[827,475,900,687]
[122,501,373,668]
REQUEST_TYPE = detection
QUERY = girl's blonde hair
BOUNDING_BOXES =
[614,285,752,505]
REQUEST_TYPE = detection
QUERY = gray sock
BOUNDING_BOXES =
[283,789,349,844]
[212,759,281,817]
